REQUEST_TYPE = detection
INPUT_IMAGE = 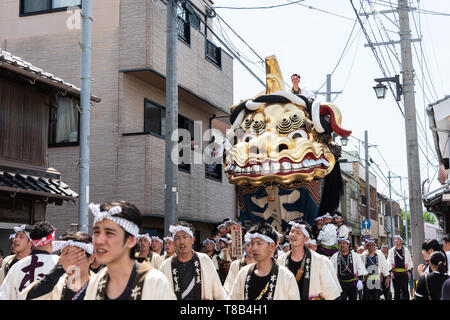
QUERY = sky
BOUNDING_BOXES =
[211,0,450,212]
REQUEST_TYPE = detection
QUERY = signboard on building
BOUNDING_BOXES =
[231,224,243,258]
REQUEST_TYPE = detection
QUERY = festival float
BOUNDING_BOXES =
[224,55,352,236]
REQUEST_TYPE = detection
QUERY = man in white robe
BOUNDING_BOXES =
[333,212,350,239]
[19,231,94,300]
[160,222,226,300]
[229,223,300,300]
[331,238,368,300]
[0,222,59,300]
[360,240,390,300]
[277,219,341,300]
[0,225,32,286]
[317,213,338,257]
[223,234,255,295]
[84,201,175,300]
[387,235,413,300]
[136,233,162,269]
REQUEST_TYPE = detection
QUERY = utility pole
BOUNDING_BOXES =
[78,0,93,233]
[315,74,342,102]
[164,0,179,236]
[365,130,370,222]
[398,0,425,280]
[388,171,395,247]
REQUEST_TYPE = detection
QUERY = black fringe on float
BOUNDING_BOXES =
[253,95,291,104]
[320,116,333,134]
[318,161,344,216]
[230,94,316,125]
[230,100,247,125]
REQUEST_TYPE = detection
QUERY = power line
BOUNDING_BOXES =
[315,4,363,92]
[215,0,306,11]
[373,0,450,17]
[351,0,439,171]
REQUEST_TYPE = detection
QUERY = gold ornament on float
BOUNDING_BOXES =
[225,55,351,187]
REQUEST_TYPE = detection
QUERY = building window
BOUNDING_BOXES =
[177,3,191,45]
[205,39,222,68]
[49,95,79,147]
[178,114,194,173]
[190,11,201,31]
[379,217,383,225]
[144,99,196,173]
[20,0,81,15]
[144,99,166,137]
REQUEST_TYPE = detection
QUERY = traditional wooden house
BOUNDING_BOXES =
[0,49,100,252]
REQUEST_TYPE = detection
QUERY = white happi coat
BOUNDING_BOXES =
[135,252,162,270]
[229,262,300,300]
[84,266,176,300]
[317,223,337,246]
[277,250,342,300]
[0,255,16,286]
[223,258,246,295]
[360,251,390,278]
[330,251,368,278]
[0,252,59,300]
[387,246,413,271]
[336,224,350,239]
[159,252,227,300]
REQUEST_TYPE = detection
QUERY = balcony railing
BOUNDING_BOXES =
[205,39,221,68]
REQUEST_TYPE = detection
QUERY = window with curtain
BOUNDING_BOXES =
[49,95,79,146]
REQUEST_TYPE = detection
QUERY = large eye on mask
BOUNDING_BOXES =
[288,129,309,140]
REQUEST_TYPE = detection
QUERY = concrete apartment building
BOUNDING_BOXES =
[0,0,235,241]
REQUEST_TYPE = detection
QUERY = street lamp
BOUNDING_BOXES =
[373,83,387,99]
[340,136,349,146]
[373,75,402,101]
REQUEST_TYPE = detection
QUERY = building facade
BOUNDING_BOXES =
[0,49,85,254]
[0,0,235,241]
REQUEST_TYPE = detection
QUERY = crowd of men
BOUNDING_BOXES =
[0,200,449,300]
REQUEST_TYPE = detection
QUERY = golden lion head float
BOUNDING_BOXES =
[224,55,351,186]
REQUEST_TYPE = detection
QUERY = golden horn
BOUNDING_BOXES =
[265,55,285,94]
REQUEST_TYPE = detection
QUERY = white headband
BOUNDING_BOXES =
[53,240,93,255]
[202,239,215,245]
[337,237,350,244]
[218,237,231,244]
[306,239,317,245]
[169,225,193,238]
[288,221,310,239]
[394,235,403,241]
[137,233,152,243]
[151,236,163,244]
[322,213,332,219]
[217,223,226,230]
[89,203,140,238]
[282,242,290,248]
[366,239,376,244]
[164,236,174,242]
[12,225,31,240]
[314,216,323,221]
[247,232,275,244]
[333,214,342,219]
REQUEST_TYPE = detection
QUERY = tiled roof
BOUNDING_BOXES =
[0,49,100,102]
[0,170,78,201]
